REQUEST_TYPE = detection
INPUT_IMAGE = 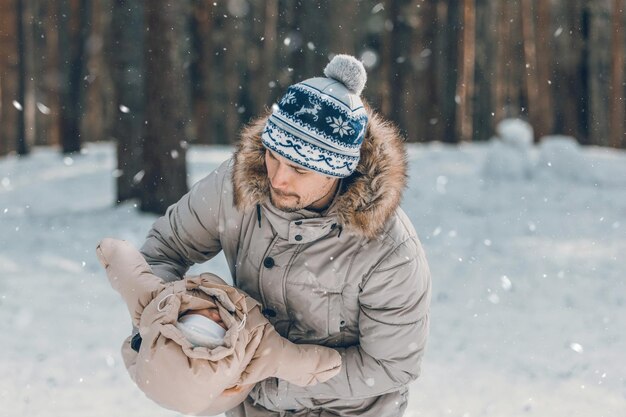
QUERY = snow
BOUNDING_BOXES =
[1,140,625,417]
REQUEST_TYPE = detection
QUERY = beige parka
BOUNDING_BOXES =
[140,109,432,416]
[96,238,342,416]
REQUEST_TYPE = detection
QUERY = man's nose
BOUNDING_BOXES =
[271,163,292,188]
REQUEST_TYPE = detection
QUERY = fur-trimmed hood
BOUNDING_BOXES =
[232,108,409,239]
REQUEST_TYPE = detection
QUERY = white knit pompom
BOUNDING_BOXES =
[323,54,367,96]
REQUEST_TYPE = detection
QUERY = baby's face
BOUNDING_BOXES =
[182,307,227,329]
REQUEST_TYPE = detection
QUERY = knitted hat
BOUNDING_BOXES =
[261,54,368,178]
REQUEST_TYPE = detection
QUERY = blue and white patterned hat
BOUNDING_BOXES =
[261,55,368,178]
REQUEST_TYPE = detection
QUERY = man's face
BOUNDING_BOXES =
[264,148,338,212]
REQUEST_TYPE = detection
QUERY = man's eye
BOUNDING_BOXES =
[295,169,307,175]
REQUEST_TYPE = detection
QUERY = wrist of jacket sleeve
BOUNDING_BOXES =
[248,378,306,412]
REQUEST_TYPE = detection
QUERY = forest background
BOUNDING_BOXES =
[0,0,624,212]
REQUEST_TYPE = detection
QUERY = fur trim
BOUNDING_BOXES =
[232,106,408,239]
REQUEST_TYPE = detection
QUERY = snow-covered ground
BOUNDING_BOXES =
[1,136,624,417]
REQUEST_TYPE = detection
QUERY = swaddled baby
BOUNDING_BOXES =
[96,238,341,416]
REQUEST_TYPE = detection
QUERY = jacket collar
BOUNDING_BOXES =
[231,106,408,239]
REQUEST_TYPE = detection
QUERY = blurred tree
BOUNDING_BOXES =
[521,0,541,142]
[16,0,28,155]
[0,0,20,156]
[141,0,190,214]
[1,0,625,153]
[587,0,612,147]
[108,0,145,203]
[473,0,494,142]
[58,0,90,154]
[456,0,475,142]
[33,0,61,147]
[409,0,438,142]
[609,0,625,148]
[437,0,461,143]
[534,0,554,139]
[191,0,215,144]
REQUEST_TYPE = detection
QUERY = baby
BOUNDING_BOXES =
[96,238,341,416]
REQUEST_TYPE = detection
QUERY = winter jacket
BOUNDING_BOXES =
[140,109,432,416]
[96,238,342,416]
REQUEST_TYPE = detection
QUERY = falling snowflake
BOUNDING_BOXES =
[280,91,296,106]
[326,116,354,137]
[570,343,584,353]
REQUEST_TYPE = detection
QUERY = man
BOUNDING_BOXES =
[140,55,431,417]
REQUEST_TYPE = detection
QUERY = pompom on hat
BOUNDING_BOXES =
[261,54,368,178]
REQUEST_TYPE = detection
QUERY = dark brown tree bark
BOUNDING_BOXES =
[141,0,190,214]
[222,7,244,144]
[191,0,214,144]
[0,0,20,156]
[16,0,28,155]
[520,0,540,142]
[108,0,145,203]
[437,0,461,143]
[82,0,111,146]
[493,0,509,124]
[552,0,588,142]
[609,0,625,147]
[409,0,438,142]
[473,0,495,142]
[456,0,476,142]
[586,0,612,146]
[534,0,555,138]
[33,0,61,147]
[58,0,89,154]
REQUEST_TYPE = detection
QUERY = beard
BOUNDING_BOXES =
[269,190,303,212]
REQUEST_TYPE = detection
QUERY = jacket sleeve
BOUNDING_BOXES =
[139,160,231,282]
[268,239,431,402]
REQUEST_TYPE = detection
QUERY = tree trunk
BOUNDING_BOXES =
[609,0,625,147]
[586,0,612,146]
[141,0,190,214]
[437,0,461,142]
[191,0,214,144]
[16,0,28,155]
[410,0,438,142]
[82,0,111,145]
[534,0,555,139]
[33,0,61,147]
[58,0,89,154]
[222,6,243,144]
[0,0,19,156]
[520,0,540,143]
[456,0,476,142]
[109,0,145,203]
[473,0,495,142]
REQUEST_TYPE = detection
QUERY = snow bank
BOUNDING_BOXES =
[1,140,625,417]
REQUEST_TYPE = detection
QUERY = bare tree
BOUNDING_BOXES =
[57,0,90,154]
[586,0,612,146]
[0,0,20,156]
[456,0,476,142]
[610,0,625,147]
[191,0,214,144]
[15,0,28,155]
[534,0,555,138]
[108,0,145,203]
[141,0,190,214]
